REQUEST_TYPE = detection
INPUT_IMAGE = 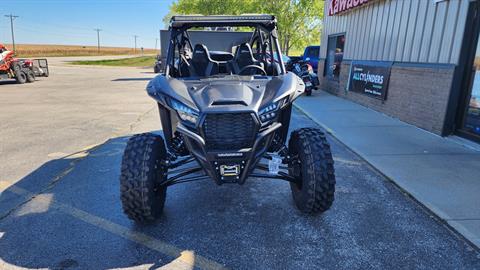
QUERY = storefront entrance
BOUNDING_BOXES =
[457,0,480,142]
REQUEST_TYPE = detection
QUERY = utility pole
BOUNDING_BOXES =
[94,28,102,53]
[4,14,19,52]
[133,35,138,54]
[155,38,158,51]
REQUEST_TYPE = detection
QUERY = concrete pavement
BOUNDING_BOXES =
[294,90,480,248]
[0,56,157,180]
[0,57,158,216]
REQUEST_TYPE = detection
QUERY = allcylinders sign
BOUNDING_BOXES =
[328,0,371,16]
[348,61,392,100]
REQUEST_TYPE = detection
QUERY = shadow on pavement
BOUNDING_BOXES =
[112,78,154,82]
[0,80,19,86]
[0,134,329,269]
[0,78,47,86]
[1,126,480,269]
[0,136,181,269]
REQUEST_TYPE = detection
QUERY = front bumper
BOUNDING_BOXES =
[177,122,282,184]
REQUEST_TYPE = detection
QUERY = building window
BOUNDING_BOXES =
[305,46,320,59]
[325,34,345,81]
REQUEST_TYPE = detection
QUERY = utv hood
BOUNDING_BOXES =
[146,73,302,113]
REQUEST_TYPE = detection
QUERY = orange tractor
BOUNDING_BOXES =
[0,44,48,84]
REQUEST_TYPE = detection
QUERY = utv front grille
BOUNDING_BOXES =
[203,113,256,151]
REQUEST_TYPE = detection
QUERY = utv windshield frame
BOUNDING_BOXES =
[164,15,286,77]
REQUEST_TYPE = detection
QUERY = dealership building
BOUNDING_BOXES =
[319,0,480,142]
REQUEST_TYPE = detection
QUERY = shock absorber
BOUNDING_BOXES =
[171,132,188,156]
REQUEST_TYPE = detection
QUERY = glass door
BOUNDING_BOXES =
[457,1,480,142]
[324,34,345,81]
[462,39,480,137]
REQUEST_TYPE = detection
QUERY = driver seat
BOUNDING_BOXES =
[229,43,263,74]
[188,44,219,77]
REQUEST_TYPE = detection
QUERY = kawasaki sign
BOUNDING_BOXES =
[328,0,371,16]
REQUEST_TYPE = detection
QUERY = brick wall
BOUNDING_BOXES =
[318,59,455,135]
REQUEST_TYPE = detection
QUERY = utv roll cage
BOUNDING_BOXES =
[159,15,296,186]
[164,15,286,78]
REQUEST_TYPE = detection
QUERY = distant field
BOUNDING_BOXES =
[475,57,480,70]
[70,56,156,67]
[6,44,158,57]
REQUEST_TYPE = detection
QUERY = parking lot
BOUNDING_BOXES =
[1,59,479,269]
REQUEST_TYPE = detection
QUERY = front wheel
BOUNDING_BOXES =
[15,70,27,84]
[120,133,168,223]
[288,128,335,214]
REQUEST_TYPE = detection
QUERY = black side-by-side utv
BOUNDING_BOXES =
[120,15,336,222]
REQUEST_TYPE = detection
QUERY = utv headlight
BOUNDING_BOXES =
[259,97,287,123]
[170,99,199,125]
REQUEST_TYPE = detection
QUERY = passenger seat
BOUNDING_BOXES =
[188,44,219,77]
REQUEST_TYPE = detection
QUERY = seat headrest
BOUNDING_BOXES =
[235,43,254,59]
[193,44,209,60]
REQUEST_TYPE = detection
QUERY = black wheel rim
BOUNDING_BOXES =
[289,148,303,190]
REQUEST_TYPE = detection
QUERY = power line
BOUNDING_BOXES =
[15,26,92,39]
[102,29,132,38]
[94,28,102,53]
[18,18,159,42]
[4,17,158,49]
[133,35,138,54]
[4,14,19,52]
[20,17,93,32]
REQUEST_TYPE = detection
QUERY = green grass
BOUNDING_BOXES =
[70,56,156,67]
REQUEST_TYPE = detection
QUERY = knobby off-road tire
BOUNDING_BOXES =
[26,70,35,83]
[120,133,168,223]
[288,128,335,214]
[15,70,27,84]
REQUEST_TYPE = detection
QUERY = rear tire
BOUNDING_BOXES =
[288,128,335,214]
[15,70,27,84]
[120,133,168,223]
[26,70,35,83]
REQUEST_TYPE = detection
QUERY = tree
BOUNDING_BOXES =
[164,0,324,55]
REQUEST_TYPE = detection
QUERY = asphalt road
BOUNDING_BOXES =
[0,59,479,269]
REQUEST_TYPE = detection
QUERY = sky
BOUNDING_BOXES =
[0,0,175,48]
